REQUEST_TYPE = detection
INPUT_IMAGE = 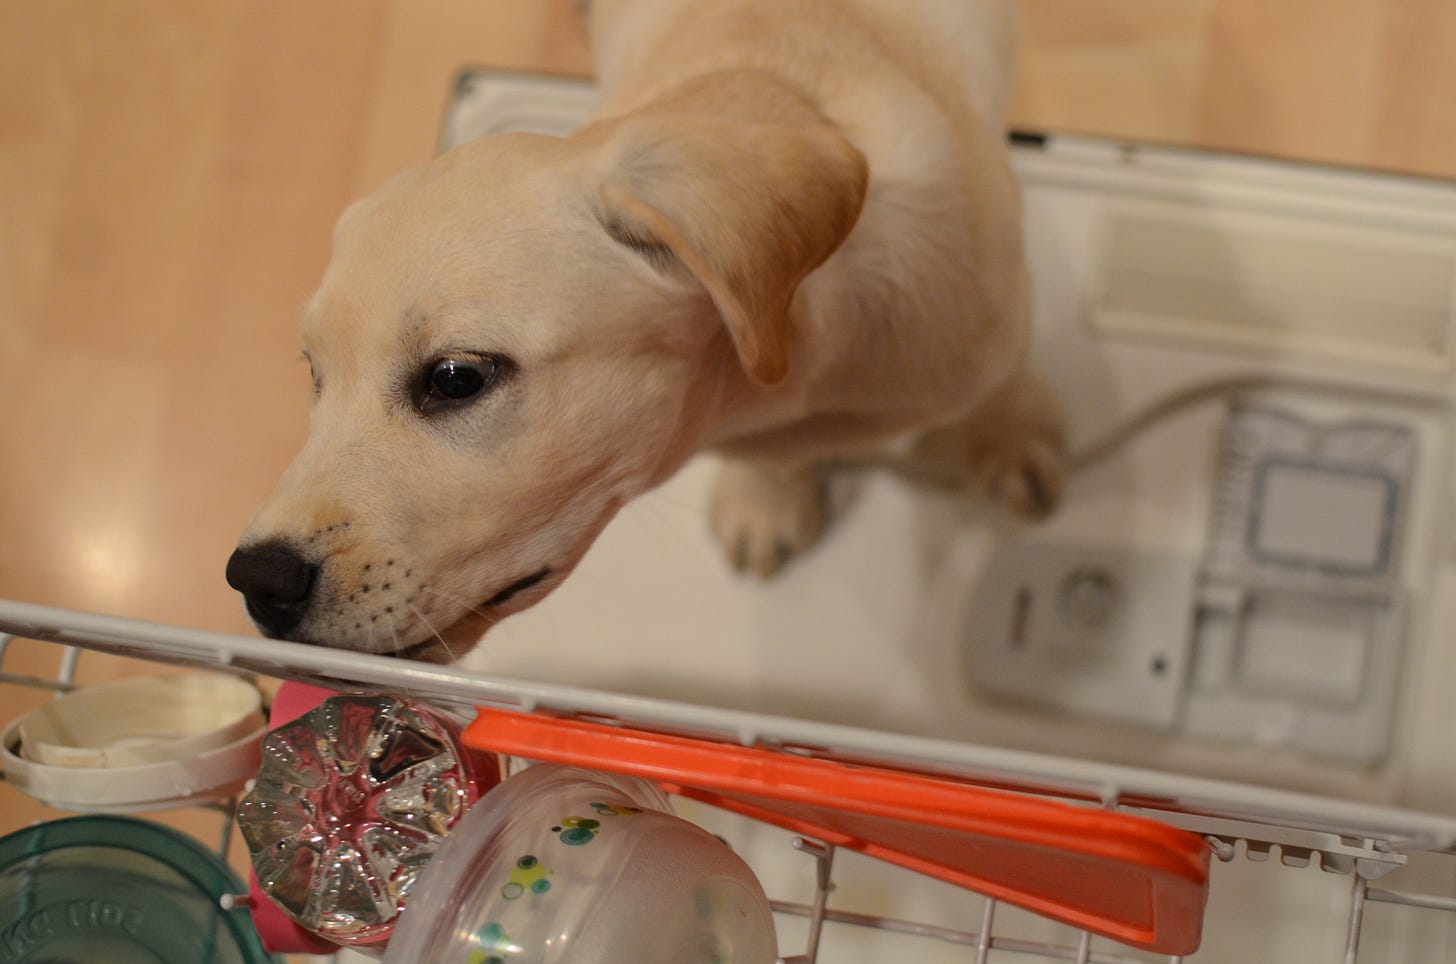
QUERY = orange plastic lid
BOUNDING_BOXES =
[464,708,1209,954]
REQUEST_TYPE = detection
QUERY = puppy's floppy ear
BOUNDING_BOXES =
[592,114,868,386]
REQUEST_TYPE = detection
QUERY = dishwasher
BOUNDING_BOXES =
[3,70,1456,963]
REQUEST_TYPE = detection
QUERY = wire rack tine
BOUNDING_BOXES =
[1344,873,1368,964]
[975,897,996,964]
[1365,888,1456,913]
[794,837,836,964]
[216,795,238,861]
[1075,929,1093,964]
[0,632,74,691]
[57,644,81,688]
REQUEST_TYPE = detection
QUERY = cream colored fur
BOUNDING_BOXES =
[233,0,1065,660]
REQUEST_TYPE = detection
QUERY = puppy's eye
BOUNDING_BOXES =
[416,356,506,414]
[302,351,321,399]
[430,359,486,398]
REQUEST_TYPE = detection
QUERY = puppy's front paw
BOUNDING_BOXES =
[978,436,1066,519]
[709,460,828,578]
[904,363,1069,519]
[961,363,1069,519]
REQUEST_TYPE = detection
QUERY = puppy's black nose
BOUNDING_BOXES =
[226,541,318,639]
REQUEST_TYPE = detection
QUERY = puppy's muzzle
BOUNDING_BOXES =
[226,540,318,639]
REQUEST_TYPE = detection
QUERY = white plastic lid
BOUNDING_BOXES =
[1,673,266,811]
[18,671,263,768]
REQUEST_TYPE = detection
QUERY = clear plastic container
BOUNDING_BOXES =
[383,763,777,963]
[236,693,500,946]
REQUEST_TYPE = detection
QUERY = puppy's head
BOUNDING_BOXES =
[226,114,866,660]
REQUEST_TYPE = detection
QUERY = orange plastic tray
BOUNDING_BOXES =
[464,708,1209,954]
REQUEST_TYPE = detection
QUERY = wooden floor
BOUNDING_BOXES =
[1,0,1452,858]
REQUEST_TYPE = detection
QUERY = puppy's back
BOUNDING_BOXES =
[845,0,1020,134]
[591,0,1020,137]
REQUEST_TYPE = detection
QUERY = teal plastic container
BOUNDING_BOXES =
[0,815,278,963]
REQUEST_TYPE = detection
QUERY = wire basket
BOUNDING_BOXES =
[3,599,1455,963]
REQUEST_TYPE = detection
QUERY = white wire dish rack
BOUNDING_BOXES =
[2,599,1455,963]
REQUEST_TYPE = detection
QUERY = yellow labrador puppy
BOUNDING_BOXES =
[226,0,1065,660]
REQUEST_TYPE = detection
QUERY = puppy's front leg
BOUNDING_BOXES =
[709,459,829,578]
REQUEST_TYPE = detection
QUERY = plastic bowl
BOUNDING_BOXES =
[382,763,778,964]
